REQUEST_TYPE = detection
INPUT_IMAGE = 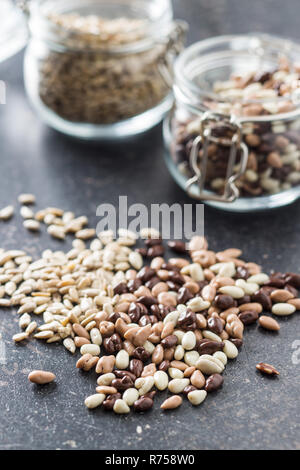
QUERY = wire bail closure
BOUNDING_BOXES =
[186,112,249,202]
[157,20,188,88]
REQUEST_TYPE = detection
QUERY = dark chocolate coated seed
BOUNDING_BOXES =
[285,273,300,288]
[129,358,143,378]
[133,397,154,412]
[238,310,259,325]
[137,267,156,282]
[177,287,194,304]
[215,294,235,310]
[167,241,187,254]
[137,295,158,307]
[252,290,272,311]
[139,315,152,326]
[158,360,170,372]
[145,277,161,289]
[113,282,128,295]
[103,333,122,353]
[128,302,148,323]
[161,335,178,349]
[198,340,224,355]
[144,237,162,247]
[230,338,243,349]
[147,245,164,258]
[207,316,223,335]
[132,347,151,362]
[237,295,251,305]
[285,284,298,297]
[108,312,120,323]
[205,374,224,392]
[102,393,121,410]
[235,266,249,280]
[114,370,136,382]
[177,309,197,331]
[182,385,197,396]
[127,278,142,293]
[111,376,133,392]
[135,248,148,257]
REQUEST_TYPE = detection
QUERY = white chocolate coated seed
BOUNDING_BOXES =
[123,388,139,406]
[247,273,269,284]
[80,344,100,356]
[97,373,115,386]
[174,344,185,360]
[202,330,222,342]
[115,350,129,369]
[85,393,105,409]
[168,367,184,379]
[219,286,245,299]
[213,351,228,365]
[137,376,154,396]
[184,351,200,367]
[181,331,196,350]
[90,328,102,345]
[196,355,224,374]
[188,390,207,406]
[223,340,238,359]
[272,303,296,316]
[113,399,130,414]
[168,378,189,394]
[154,371,169,391]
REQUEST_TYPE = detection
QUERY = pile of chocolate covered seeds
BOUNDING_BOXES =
[1,205,299,413]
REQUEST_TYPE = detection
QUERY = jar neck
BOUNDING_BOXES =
[27,0,174,53]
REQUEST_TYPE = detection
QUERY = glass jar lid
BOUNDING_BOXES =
[0,0,28,63]
[174,33,300,121]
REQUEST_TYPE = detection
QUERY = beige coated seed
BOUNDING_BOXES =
[161,395,182,410]
[258,316,280,331]
[28,370,56,384]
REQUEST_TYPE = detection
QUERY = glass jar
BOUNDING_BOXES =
[23,0,186,140]
[164,34,300,212]
[0,0,27,63]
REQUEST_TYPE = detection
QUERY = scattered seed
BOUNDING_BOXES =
[161,395,182,410]
[28,370,56,384]
[258,316,280,331]
[0,205,14,220]
[23,219,40,231]
[256,362,279,376]
[18,194,36,205]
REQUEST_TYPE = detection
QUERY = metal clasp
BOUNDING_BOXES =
[186,112,248,202]
[157,20,188,88]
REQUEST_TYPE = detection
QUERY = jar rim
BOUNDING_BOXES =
[174,33,300,119]
[27,0,174,52]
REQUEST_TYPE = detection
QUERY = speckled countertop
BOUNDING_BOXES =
[0,0,299,450]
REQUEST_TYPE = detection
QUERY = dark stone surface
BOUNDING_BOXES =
[0,0,300,450]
